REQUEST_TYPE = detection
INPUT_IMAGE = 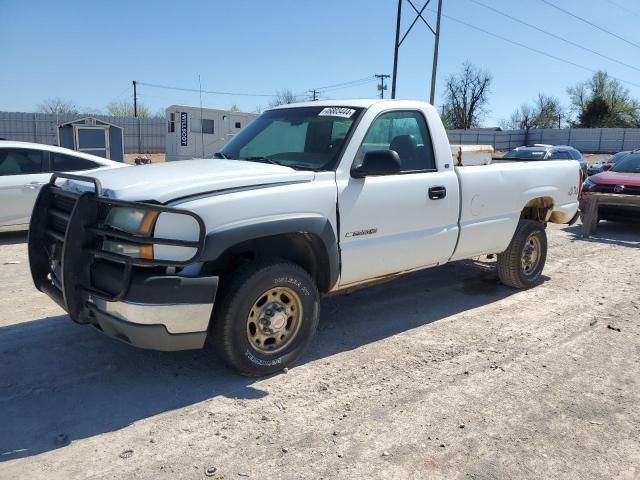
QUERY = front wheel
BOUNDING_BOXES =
[212,260,320,376]
[497,220,547,289]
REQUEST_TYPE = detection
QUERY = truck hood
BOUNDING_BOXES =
[591,171,640,186]
[63,158,315,203]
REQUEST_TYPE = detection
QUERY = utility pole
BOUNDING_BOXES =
[391,0,444,103]
[391,0,402,99]
[429,0,443,105]
[375,74,390,98]
[132,80,138,117]
[309,89,318,101]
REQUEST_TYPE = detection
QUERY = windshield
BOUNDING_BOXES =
[218,106,363,171]
[503,149,547,160]
[612,154,640,173]
[607,151,630,164]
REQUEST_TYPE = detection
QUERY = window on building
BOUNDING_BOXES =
[191,119,214,134]
[235,121,242,129]
[168,113,175,133]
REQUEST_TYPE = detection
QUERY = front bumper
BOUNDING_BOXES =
[28,173,217,351]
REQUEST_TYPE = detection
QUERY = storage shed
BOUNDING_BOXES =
[57,116,124,161]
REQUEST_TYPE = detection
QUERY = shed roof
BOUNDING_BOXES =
[58,116,123,129]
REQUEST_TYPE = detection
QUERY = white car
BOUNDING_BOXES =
[29,100,580,376]
[0,141,127,231]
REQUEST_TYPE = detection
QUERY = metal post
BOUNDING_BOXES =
[429,0,443,105]
[597,128,603,152]
[391,0,402,99]
[133,80,138,118]
[622,128,627,150]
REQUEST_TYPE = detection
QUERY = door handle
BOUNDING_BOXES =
[428,185,447,200]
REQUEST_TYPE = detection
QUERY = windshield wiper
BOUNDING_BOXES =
[241,156,319,171]
[242,156,281,165]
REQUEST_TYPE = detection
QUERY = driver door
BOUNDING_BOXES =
[337,110,459,286]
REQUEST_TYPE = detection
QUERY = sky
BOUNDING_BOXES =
[1,0,639,126]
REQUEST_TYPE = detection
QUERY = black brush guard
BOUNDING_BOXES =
[28,173,206,325]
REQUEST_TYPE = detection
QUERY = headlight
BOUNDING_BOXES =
[105,207,159,236]
[101,207,199,262]
[103,207,159,260]
[102,239,153,259]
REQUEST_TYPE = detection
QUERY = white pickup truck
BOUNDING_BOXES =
[28,100,580,375]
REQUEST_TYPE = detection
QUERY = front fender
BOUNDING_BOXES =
[201,215,340,289]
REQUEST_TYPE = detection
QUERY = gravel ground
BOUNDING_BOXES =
[0,221,638,480]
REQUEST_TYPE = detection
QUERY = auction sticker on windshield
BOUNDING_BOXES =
[318,107,356,118]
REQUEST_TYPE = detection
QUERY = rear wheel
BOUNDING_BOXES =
[212,260,320,376]
[497,220,547,289]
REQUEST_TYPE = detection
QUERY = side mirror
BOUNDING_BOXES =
[351,150,401,178]
[601,163,613,171]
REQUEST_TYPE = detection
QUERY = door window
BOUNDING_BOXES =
[549,151,571,160]
[0,148,43,176]
[51,153,98,172]
[356,111,436,172]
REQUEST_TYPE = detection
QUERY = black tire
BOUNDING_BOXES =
[212,260,320,376]
[497,220,547,289]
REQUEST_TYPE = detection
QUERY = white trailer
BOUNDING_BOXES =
[165,105,257,161]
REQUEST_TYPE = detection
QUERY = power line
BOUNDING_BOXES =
[470,0,640,73]
[605,0,640,17]
[539,0,640,50]
[434,9,640,89]
[137,81,275,97]
[313,76,375,92]
[319,78,377,93]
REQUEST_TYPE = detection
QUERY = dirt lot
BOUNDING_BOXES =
[0,222,638,480]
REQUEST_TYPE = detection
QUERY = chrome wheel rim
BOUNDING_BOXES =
[521,233,541,276]
[246,287,303,354]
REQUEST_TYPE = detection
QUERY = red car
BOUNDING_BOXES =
[581,152,640,222]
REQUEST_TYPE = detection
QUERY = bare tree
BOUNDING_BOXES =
[500,104,534,130]
[442,63,492,129]
[269,89,299,108]
[106,100,151,118]
[501,94,564,130]
[38,97,79,115]
[533,94,563,128]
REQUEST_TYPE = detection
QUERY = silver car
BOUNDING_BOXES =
[0,141,127,232]
[501,144,588,176]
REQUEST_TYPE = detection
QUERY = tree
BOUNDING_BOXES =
[38,98,79,115]
[501,94,563,130]
[229,104,240,112]
[269,89,299,108]
[442,63,492,129]
[106,100,151,117]
[568,71,640,127]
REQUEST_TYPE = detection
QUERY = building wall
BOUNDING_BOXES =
[447,128,640,153]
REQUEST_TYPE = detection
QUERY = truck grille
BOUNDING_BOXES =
[595,185,640,195]
[45,190,79,247]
